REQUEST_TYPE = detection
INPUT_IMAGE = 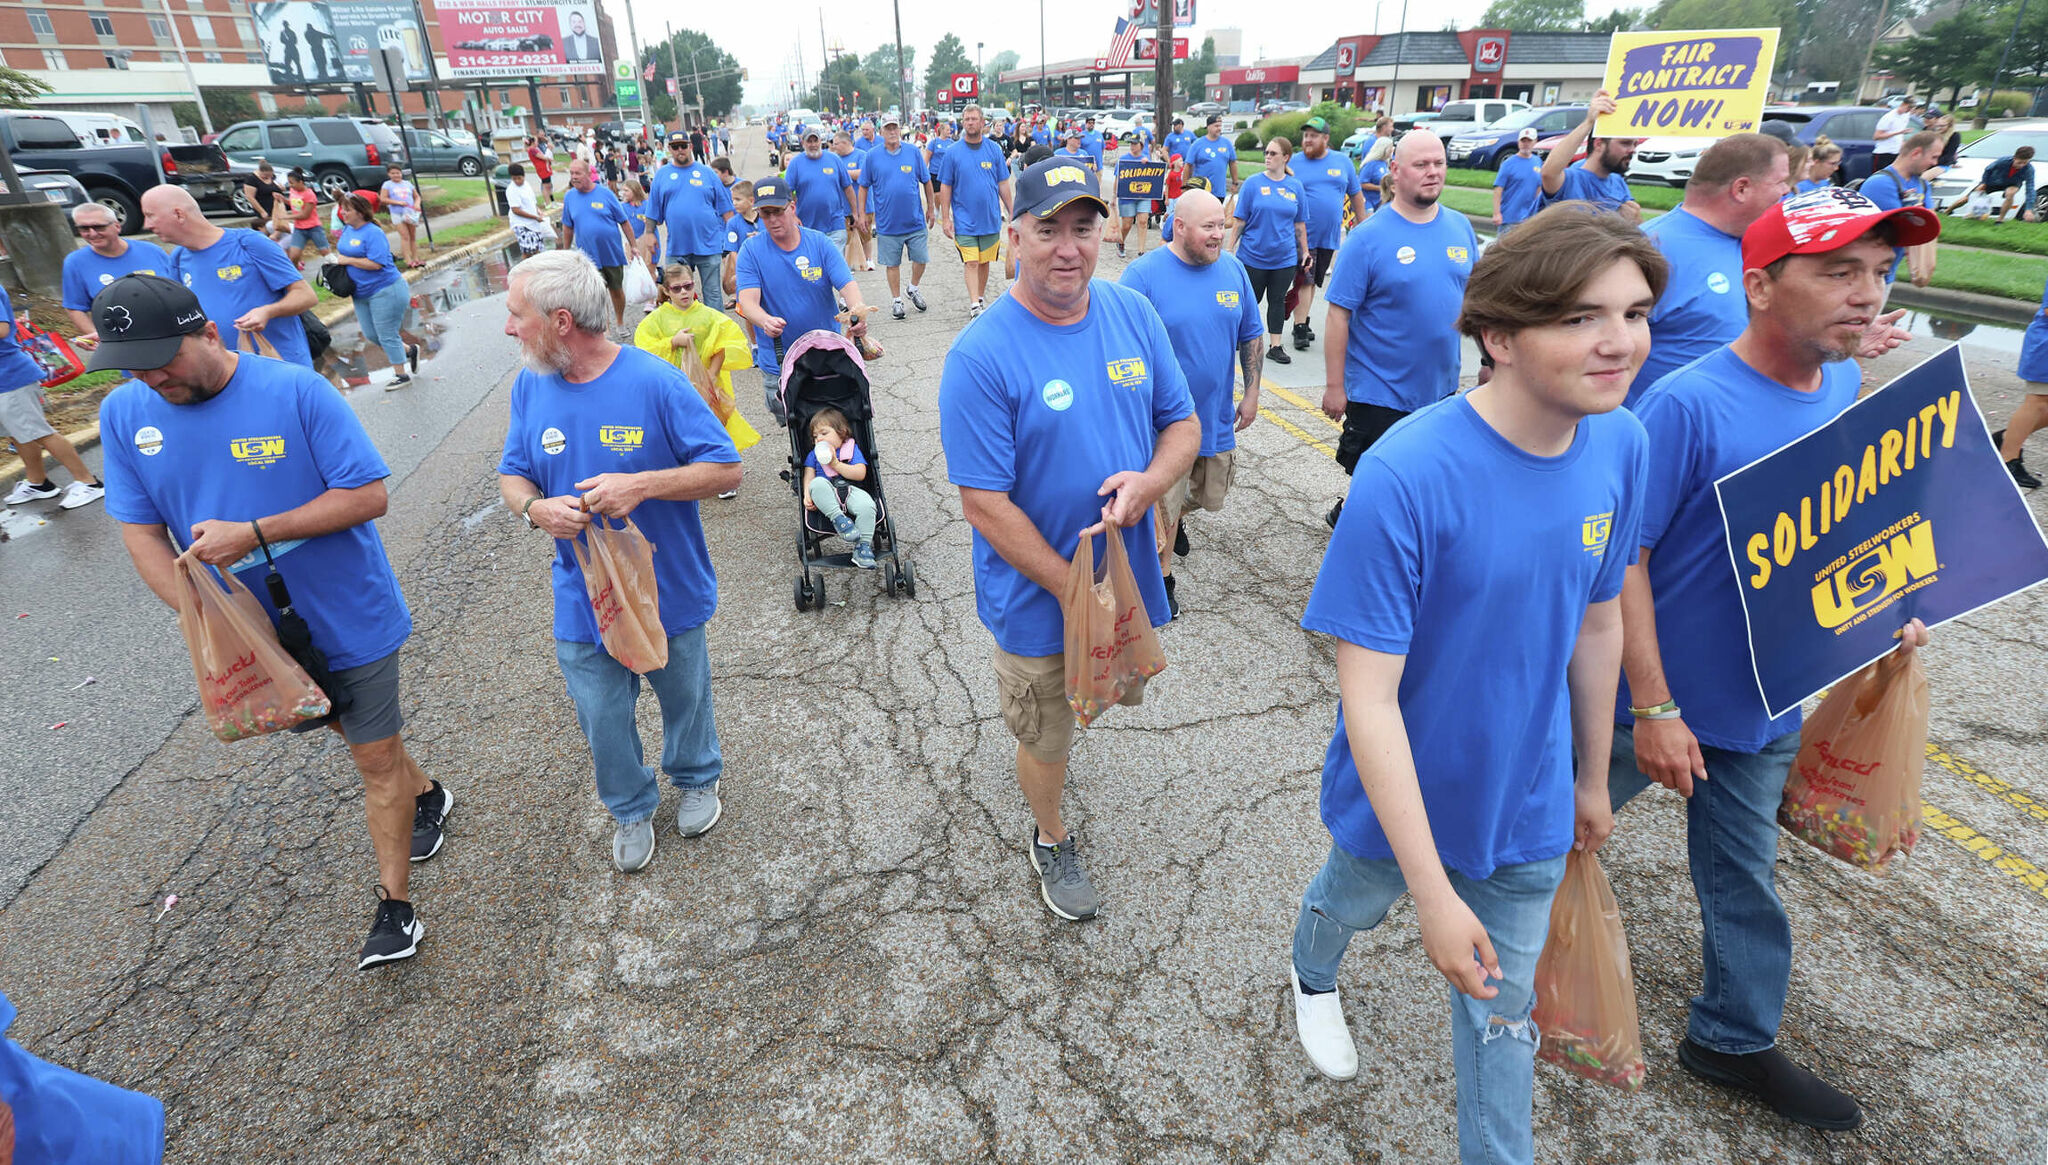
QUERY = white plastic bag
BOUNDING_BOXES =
[623,260,657,307]
[1958,192,1996,220]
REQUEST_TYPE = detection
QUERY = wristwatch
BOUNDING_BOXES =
[522,496,542,529]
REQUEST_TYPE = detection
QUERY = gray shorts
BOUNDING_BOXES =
[288,224,331,251]
[294,648,404,744]
[0,384,55,443]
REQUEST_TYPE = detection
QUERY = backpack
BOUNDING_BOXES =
[318,261,356,299]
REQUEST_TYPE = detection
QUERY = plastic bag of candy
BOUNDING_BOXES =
[1060,521,1165,727]
[1780,650,1929,873]
[172,549,331,742]
[1531,849,1648,1091]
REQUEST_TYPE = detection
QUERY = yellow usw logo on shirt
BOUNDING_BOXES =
[1215,290,1240,308]
[1582,511,1613,556]
[1106,357,1147,389]
[599,425,644,454]
[231,435,287,467]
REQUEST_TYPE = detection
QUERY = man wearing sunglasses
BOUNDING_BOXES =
[62,203,171,344]
[644,131,734,311]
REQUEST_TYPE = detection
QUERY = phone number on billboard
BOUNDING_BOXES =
[455,52,561,66]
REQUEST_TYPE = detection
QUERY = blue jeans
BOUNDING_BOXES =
[1293,844,1565,1165]
[1608,724,1800,1054]
[667,251,724,310]
[554,624,722,825]
[353,278,413,369]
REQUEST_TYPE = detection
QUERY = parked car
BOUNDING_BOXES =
[1257,99,1310,116]
[15,166,90,213]
[213,117,408,199]
[402,128,489,176]
[1425,99,1531,142]
[1183,101,1226,120]
[1623,135,1732,186]
[595,120,645,143]
[1926,121,2048,213]
[0,111,232,234]
[1759,105,1921,184]
[1446,104,1587,168]
[1391,111,1441,133]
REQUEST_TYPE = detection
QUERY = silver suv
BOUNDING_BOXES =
[213,117,409,198]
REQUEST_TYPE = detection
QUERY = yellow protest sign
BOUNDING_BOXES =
[1596,28,1780,139]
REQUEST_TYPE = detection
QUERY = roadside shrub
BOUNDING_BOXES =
[1980,89,2034,118]
[1235,129,1259,151]
[1256,101,1361,152]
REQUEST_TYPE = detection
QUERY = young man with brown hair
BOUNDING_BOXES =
[1290,204,1663,1165]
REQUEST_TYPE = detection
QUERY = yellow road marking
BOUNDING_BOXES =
[1926,743,2048,824]
[1921,801,2048,901]
[1259,378,1344,432]
[1258,406,1336,457]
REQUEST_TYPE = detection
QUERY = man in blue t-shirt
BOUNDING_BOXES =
[1080,117,1105,170]
[1188,115,1239,210]
[1288,210,1652,1164]
[1163,117,1195,167]
[1290,117,1367,354]
[733,176,871,424]
[2,990,166,1163]
[63,202,171,340]
[1491,128,1546,232]
[142,184,316,367]
[937,104,1014,318]
[1611,188,1937,1132]
[644,131,735,310]
[783,130,853,247]
[939,158,1198,923]
[1319,130,1477,528]
[860,116,936,320]
[1119,189,1263,615]
[88,273,443,972]
[1861,130,1939,287]
[497,249,742,875]
[558,159,638,338]
[1540,91,1642,223]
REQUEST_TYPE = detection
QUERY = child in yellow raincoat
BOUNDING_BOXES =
[634,263,763,476]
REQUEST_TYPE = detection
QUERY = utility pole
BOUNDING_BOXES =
[1153,0,1173,128]
[819,10,831,110]
[890,0,908,117]
[665,23,683,127]
[159,0,211,135]
[1389,0,1411,114]
[614,0,646,128]
[1039,0,1046,110]
[1987,0,2034,126]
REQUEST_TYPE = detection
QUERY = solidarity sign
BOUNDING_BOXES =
[1713,345,2048,717]
[1596,27,1780,138]
[1114,162,1169,202]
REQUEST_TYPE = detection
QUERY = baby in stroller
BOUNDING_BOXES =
[801,406,878,568]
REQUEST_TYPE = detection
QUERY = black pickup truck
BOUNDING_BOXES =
[0,112,234,234]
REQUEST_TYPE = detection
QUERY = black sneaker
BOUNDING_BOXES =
[406,342,420,373]
[1164,574,1179,620]
[1677,1038,1863,1131]
[1292,321,1312,351]
[1268,343,1291,366]
[1172,519,1189,558]
[2010,456,2042,488]
[411,779,453,862]
[1117,241,1127,258]
[1325,498,1343,529]
[358,885,423,970]
[1302,321,1316,341]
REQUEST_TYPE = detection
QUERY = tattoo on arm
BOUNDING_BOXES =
[1238,335,1264,388]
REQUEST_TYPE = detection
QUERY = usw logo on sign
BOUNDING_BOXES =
[1810,519,1938,631]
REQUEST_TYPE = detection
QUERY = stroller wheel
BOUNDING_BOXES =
[882,561,900,592]
[895,560,916,598]
[794,576,817,611]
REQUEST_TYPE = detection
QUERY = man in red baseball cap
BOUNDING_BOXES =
[1605,185,1937,1132]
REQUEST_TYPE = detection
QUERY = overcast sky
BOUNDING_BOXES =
[612,0,1631,108]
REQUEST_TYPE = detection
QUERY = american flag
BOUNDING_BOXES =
[1106,17,1142,66]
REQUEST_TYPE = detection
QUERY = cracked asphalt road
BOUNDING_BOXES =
[1,126,2044,1163]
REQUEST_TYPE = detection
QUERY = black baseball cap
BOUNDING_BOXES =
[86,273,209,371]
[1013,157,1107,219]
[752,177,792,208]
[1171,116,1184,125]
[1205,114,1223,126]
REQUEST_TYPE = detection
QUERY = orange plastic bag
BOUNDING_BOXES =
[570,514,668,674]
[1780,650,1929,872]
[1060,526,1166,727]
[1531,850,1648,1091]
[173,549,332,742]
[679,347,737,427]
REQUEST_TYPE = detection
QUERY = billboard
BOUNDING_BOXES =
[437,0,603,79]
[252,0,431,86]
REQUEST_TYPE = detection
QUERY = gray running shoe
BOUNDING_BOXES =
[676,782,723,838]
[907,287,927,312]
[1028,829,1100,921]
[613,817,656,873]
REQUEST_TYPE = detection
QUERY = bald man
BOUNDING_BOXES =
[142,184,318,366]
[1318,131,1476,527]
[1119,190,1265,615]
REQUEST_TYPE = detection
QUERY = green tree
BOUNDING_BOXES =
[1986,0,2048,86]
[1583,7,1645,33]
[861,43,915,109]
[811,52,872,115]
[640,28,743,126]
[1180,36,1215,105]
[1480,0,1585,31]
[1657,0,1796,68]
[0,67,52,109]
[987,49,1022,103]
[924,33,973,106]
[1875,10,1998,105]
[1784,0,1889,89]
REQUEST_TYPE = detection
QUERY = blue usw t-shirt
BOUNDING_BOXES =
[859,143,930,236]
[1324,206,1477,411]
[99,354,411,670]
[561,185,631,268]
[336,221,399,297]
[1861,167,1932,281]
[1494,153,1545,227]
[723,213,761,254]
[647,160,734,258]
[1234,173,1309,269]
[1621,346,1861,751]
[1550,163,1632,213]
[496,346,740,646]
[940,280,1196,657]
[938,138,1010,236]
[0,283,49,392]
[1081,130,1105,169]
[1,991,165,1165]
[1164,130,1196,162]
[1188,135,1235,192]
[169,229,312,367]
[1305,396,1648,879]
[1629,206,1746,408]
[1297,151,1360,250]
[784,151,853,231]
[1120,248,1263,458]
[2020,280,2048,383]
[734,227,853,374]
[1359,157,1388,212]
[62,239,172,313]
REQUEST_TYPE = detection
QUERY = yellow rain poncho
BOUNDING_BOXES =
[635,300,762,453]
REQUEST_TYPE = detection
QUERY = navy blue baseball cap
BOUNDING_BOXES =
[1012,157,1107,219]
[752,177,792,208]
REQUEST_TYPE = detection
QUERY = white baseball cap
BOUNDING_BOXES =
[1518,127,1539,142]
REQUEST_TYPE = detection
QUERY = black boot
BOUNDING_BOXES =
[1677,1039,1863,1131]
[1292,321,1312,351]
[1172,519,1190,558]
[1164,574,1179,620]
[1268,343,1290,365]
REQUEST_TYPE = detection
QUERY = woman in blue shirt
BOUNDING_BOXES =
[332,192,418,387]
[1227,136,1310,365]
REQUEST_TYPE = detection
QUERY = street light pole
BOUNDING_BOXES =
[1039,0,1046,109]
[160,0,211,135]
[891,0,907,117]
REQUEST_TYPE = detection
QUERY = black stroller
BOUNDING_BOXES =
[776,329,916,610]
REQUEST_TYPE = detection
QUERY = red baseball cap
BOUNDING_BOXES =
[1742,186,1940,272]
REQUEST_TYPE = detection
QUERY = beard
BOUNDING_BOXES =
[520,330,574,375]
[1410,189,1441,208]
[1608,153,1632,175]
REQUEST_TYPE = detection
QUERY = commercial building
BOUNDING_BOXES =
[1212,30,1610,116]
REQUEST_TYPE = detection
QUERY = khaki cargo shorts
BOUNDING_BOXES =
[993,648,1145,763]
[1157,448,1236,540]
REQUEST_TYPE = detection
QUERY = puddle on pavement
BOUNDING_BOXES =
[317,243,520,393]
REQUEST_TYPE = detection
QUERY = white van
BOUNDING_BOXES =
[785,108,822,126]
[39,110,151,147]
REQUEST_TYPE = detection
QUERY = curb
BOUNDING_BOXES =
[3,224,519,484]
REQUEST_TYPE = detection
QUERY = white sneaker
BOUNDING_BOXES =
[5,479,60,505]
[57,480,105,510]
[1292,974,1358,1080]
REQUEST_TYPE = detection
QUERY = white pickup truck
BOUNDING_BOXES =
[1424,99,1531,141]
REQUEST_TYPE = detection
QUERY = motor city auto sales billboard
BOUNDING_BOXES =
[436,0,604,79]
[253,0,432,85]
